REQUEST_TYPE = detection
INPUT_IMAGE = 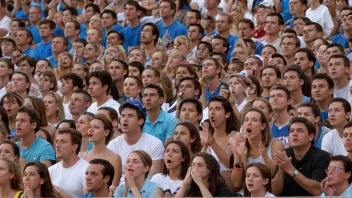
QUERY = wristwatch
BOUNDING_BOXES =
[290,169,299,177]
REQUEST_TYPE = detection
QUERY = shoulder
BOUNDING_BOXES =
[142,133,163,145]
[151,173,164,182]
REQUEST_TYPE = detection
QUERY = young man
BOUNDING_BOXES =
[83,3,100,28]
[343,122,352,160]
[280,35,300,65]
[311,73,334,127]
[16,56,37,86]
[15,28,38,60]
[142,84,178,144]
[269,85,292,145]
[37,19,55,60]
[287,0,307,28]
[107,30,123,46]
[294,48,316,79]
[297,102,331,149]
[331,12,352,48]
[238,19,264,55]
[177,98,203,130]
[261,65,281,99]
[196,41,212,62]
[47,36,69,69]
[202,57,225,103]
[293,16,311,36]
[64,20,80,47]
[186,9,201,27]
[27,6,42,44]
[49,128,88,197]
[262,13,284,52]
[140,23,159,65]
[201,15,216,36]
[10,71,30,99]
[322,98,350,156]
[82,159,114,198]
[109,59,128,103]
[142,67,160,87]
[302,22,323,49]
[16,106,55,167]
[120,1,142,52]
[69,89,92,122]
[101,9,118,36]
[329,54,351,102]
[0,36,16,59]
[107,99,164,180]
[87,71,120,115]
[214,14,238,59]
[188,24,204,56]
[211,35,229,62]
[272,117,330,196]
[62,6,87,39]
[60,73,83,119]
[305,0,335,37]
[283,65,310,109]
[326,43,345,61]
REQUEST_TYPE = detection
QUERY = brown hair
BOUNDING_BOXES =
[92,115,113,145]
[0,156,22,191]
[243,163,272,196]
[56,128,82,155]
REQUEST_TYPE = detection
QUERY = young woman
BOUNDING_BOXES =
[231,108,285,191]
[22,162,62,198]
[175,64,198,85]
[0,92,23,139]
[97,107,121,139]
[316,44,329,74]
[174,36,193,61]
[38,70,58,98]
[0,141,19,161]
[228,75,249,113]
[102,44,127,69]
[0,156,22,198]
[173,122,202,157]
[163,49,186,81]
[151,141,191,196]
[72,38,88,64]
[150,51,168,72]
[0,106,9,129]
[113,150,163,197]
[244,163,275,197]
[174,0,188,26]
[43,91,65,127]
[252,98,274,124]
[84,115,122,191]
[175,152,239,197]
[76,112,95,158]
[123,76,143,101]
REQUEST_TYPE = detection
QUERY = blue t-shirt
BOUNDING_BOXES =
[16,9,29,19]
[114,180,161,198]
[303,96,311,102]
[271,123,289,145]
[81,192,94,198]
[16,136,55,163]
[24,47,39,60]
[205,81,226,102]
[54,26,65,37]
[79,24,87,40]
[37,40,53,60]
[226,35,239,62]
[112,24,123,32]
[157,21,188,45]
[120,23,142,52]
[27,25,42,44]
[331,33,348,48]
[47,56,58,68]
[280,0,292,23]
[255,40,264,55]
[9,128,16,138]
[143,110,178,143]
[320,110,328,122]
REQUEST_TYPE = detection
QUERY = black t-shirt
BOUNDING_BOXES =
[280,146,330,196]
[214,183,242,197]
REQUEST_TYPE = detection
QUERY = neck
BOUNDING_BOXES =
[310,2,321,10]
[205,27,215,35]
[218,31,230,38]
[248,135,262,151]
[207,78,220,93]
[274,109,290,126]
[334,77,349,89]
[9,118,15,129]
[72,113,81,122]
[20,133,36,148]
[147,108,161,124]
[336,125,347,138]
[285,56,295,66]
[81,136,89,152]
[19,44,30,52]
[128,18,140,28]
[251,188,268,197]
[62,154,80,168]
[206,9,217,18]
[115,80,124,96]
[92,140,106,153]
[43,36,53,43]
[68,35,78,43]
[162,17,174,26]
[124,131,142,145]
[92,187,110,198]
[234,94,245,105]
[31,21,40,27]
[47,115,60,125]
[304,70,313,79]
[105,26,112,33]
[96,94,109,106]
[316,99,330,112]
[0,75,9,89]
[214,124,227,137]
[144,43,156,58]
[63,93,72,104]
[262,88,270,97]
[347,152,352,160]
[293,144,311,160]
[86,58,97,64]
[334,181,351,196]
[33,187,41,198]
[53,53,60,59]
[319,63,329,73]
[0,184,16,197]
[168,165,182,180]
[190,40,199,50]
[291,90,304,107]
[266,34,279,43]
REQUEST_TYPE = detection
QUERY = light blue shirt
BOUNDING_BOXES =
[120,23,142,52]
[113,180,161,198]
[157,21,188,46]
[37,40,53,60]
[24,47,39,60]
[16,136,55,163]
[28,24,42,44]
[321,183,352,196]
[143,110,178,143]
[47,56,58,68]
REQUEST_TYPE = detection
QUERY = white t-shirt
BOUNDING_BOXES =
[107,133,164,179]
[49,158,89,197]
[0,86,6,100]
[261,37,281,53]
[322,129,348,156]
[87,98,120,115]
[0,15,11,32]
[201,107,209,123]
[191,0,227,16]
[237,99,247,112]
[63,103,72,120]
[265,191,276,197]
[306,5,334,37]
[150,174,183,195]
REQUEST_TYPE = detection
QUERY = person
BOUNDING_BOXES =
[38,70,58,98]
[60,73,84,119]
[0,92,23,139]
[48,36,69,69]
[16,107,55,167]
[109,59,128,103]
[22,162,62,197]
[321,155,352,196]
[82,159,115,198]
[261,65,281,99]
[69,89,92,122]
[0,140,20,162]
[0,58,13,99]
[177,98,203,130]
[175,152,239,197]
[151,140,191,196]
[128,61,144,78]
[76,112,94,158]
[123,76,143,101]
[83,115,122,192]
[271,117,331,196]
[0,156,23,198]
[186,9,201,27]
[87,71,120,115]
[228,74,249,113]
[243,163,275,197]
[43,91,65,127]
[305,0,335,37]
[188,24,203,56]
[302,22,323,50]
[10,71,31,100]
[140,23,159,64]
[322,98,350,156]
[331,11,352,48]
[281,35,300,66]
[97,107,121,139]
[107,99,164,180]
[15,29,38,60]
[262,13,284,52]
[329,54,351,102]
[0,36,16,60]
[142,84,178,144]
[294,48,316,79]
[344,122,352,160]
[49,128,89,197]
[36,19,55,60]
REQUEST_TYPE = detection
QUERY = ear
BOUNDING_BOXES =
[308,131,314,142]
[123,69,128,76]
[103,175,111,184]
[263,178,269,186]
[50,82,54,89]
[102,84,109,92]
[31,121,37,130]
[72,144,78,153]
[197,112,203,122]
[346,112,351,121]
[138,117,144,126]
[104,129,110,137]
[225,111,230,119]
[144,165,150,173]
[345,171,351,180]
[314,116,320,124]
[261,123,266,131]
[40,178,45,185]
[299,78,304,86]
[317,32,323,38]
[73,86,78,91]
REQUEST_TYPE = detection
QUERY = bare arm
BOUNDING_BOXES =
[149,159,163,177]
[265,140,285,177]
[154,188,164,198]
[271,168,284,196]
[274,0,283,13]
[209,141,231,168]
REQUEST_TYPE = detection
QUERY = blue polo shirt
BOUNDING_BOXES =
[331,33,348,48]
[255,40,264,55]
[143,109,178,143]
[54,26,65,36]
[120,23,142,52]
[157,21,188,45]
[205,81,226,102]
[271,123,289,145]
[27,24,42,44]
[47,56,58,68]
[24,47,39,60]
[79,24,87,39]
[16,9,29,19]
[114,179,161,198]
[280,0,292,23]
[16,136,55,163]
[37,40,53,60]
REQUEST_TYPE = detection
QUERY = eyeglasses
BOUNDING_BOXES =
[325,166,345,173]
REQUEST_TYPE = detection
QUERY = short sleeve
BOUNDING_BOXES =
[166,117,178,138]
[39,143,56,162]
[150,138,164,160]
[321,133,331,154]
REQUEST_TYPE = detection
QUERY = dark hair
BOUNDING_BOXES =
[143,84,164,98]
[288,117,316,145]
[270,84,291,99]
[38,19,56,30]
[0,106,9,128]
[56,128,82,155]
[25,96,48,127]
[295,48,316,74]
[0,58,14,79]
[281,35,300,48]
[101,9,117,21]
[89,71,113,95]
[129,61,144,76]
[330,155,352,184]
[297,102,321,118]
[74,38,88,47]
[239,18,255,30]
[85,3,100,14]
[243,163,272,196]
[330,98,352,113]
[119,103,145,128]
[17,28,34,44]
[161,0,177,16]
[283,65,311,97]
[16,56,37,76]
[198,41,213,53]
[73,89,92,104]
[56,119,76,130]
[143,67,160,78]
[11,18,26,29]
[0,92,24,108]
[282,28,297,35]
[98,107,119,123]
[294,16,311,24]
[188,24,204,39]
[142,23,159,45]
[211,52,227,65]
[304,22,323,34]
[0,140,20,159]
[92,115,113,145]
[66,20,81,33]
[262,44,277,53]
[327,43,345,54]
[129,150,153,179]
[89,159,115,188]
[212,35,229,54]
[178,98,203,123]
[61,73,84,89]
[124,0,142,11]
[178,77,201,98]
[261,65,281,79]
[188,9,201,20]
[62,6,78,16]
[248,76,263,97]
[265,12,284,25]
[312,73,334,90]
[37,128,53,145]
[329,54,351,67]
[175,122,202,153]
[18,106,41,132]
[163,141,190,179]
[53,36,69,48]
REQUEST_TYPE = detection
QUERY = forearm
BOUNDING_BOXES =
[293,173,322,195]
[274,2,283,13]
[174,183,189,198]
[262,153,276,177]
[231,167,244,189]
[271,168,284,196]
[198,182,213,197]
[329,17,339,38]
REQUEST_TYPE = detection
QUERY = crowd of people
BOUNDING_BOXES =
[1,0,352,197]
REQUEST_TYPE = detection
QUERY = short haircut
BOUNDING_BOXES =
[57,119,76,130]
[16,56,37,76]
[11,18,25,29]
[143,84,164,98]
[53,36,69,47]
[280,35,300,48]
[212,35,229,54]
[62,6,78,16]
[18,106,41,132]
[178,98,203,123]
[297,102,321,118]
[329,54,351,67]
[39,19,56,30]
[304,22,323,34]
[188,9,201,20]
[161,0,176,14]
[283,64,305,80]
[89,71,113,95]
[101,9,117,20]
[66,20,81,33]
[98,107,119,122]
[288,117,316,145]
[18,28,34,44]
[89,159,115,189]
[73,89,92,104]
[142,23,159,45]
[311,73,334,90]
[188,24,204,37]
[85,3,100,14]
[330,155,352,183]
[178,77,201,98]
[294,16,311,24]
[265,12,284,25]
[262,44,277,53]
[270,84,291,99]
[143,67,160,78]
[198,41,213,53]
[238,18,255,30]
[124,0,142,11]
[271,54,287,66]
[327,43,345,54]
[129,61,144,74]
[74,38,88,47]
[57,128,82,155]
[61,73,84,89]
[12,71,31,94]
[295,48,316,75]
[261,65,281,79]
[119,103,145,128]
[282,28,297,35]
[211,52,227,65]
[330,98,352,113]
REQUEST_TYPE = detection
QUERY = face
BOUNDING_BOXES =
[55,133,76,159]
[73,42,85,57]
[85,7,96,22]
[303,25,320,43]
[168,50,184,68]
[269,89,290,111]
[64,22,78,38]
[159,2,174,18]
[36,60,49,75]
[72,64,86,79]
[191,156,210,179]
[261,47,276,66]
[3,97,20,119]
[23,166,44,191]
[125,152,149,178]
[202,59,220,80]
[245,166,268,194]
[252,100,271,119]
[107,33,119,45]
[76,115,91,137]
[88,119,108,143]
[15,30,29,46]
[196,44,210,60]
[179,80,198,99]
[208,101,229,128]
[264,16,281,35]
[142,88,163,110]
[312,39,324,55]
[289,122,314,147]
[238,22,253,39]
[1,40,15,56]
[176,67,192,83]
[329,102,350,127]
[17,60,34,77]
[69,93,89,115]
[283,70,302,92]
[129,49,144,64]
[0,160,13,186]
[52,37,67,53]
[173,125,195,148]
[84,44,99,59]
[186,12,198,26]
[54,13,64,26]
[150,52,164,70]
[289,0,305,15]
[0,61,12,78]
[229,76,246,97]
[43,95,59,118]
[327,47,343,60]
[211,38,226,53]
[329,58,349,80]
[89,63,104,73]
[188,25,201,42]
[11,73,30,94]
[216,16,230,33]
[87,29,101,44]
[294,52,312,73]
[123,77,141,98]
[174,41,189,54]
[109,61,127,82]
[63,10,74,24]
[38,74,53,93]
[232,47,246,61]
[120,108,143,133]
[227,63,240,76]
[343,126,352,152]
[261,68,279,89]
[60,79,74,95]
[85,164,107,192]
[179,102,202,125]
[243,111,265,139]
[88,76,106,98]
[16,112,35,137]
[326,161,350,186]
[281,37,297,57]
[140,25,155,44]
[164,143,184,170]
[39,24,53,38]
[125,4,140,20]
[101,13,116,28]
[297,107,318,126]
[128,66,141,77]
[311,79,332,102]
[0,144,17,159]
[316,45,328,65]
[29,7,42,23]
[244,57,260,76]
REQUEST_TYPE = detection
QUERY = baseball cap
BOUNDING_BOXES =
[0,36,16,46]
[119,98,145,115]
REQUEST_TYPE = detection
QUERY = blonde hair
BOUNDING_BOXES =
[163,49,186,80]
[151,50,168,70]
[0,157,22,191]
[44,91,65,121]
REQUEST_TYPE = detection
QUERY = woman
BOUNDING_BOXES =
[0,156,22,198]
[175,152,239,197]
[87,28,104,57]
[97,107,121,139]
[173,122,202,157]
[244,163,274,197]
[175,64,198,85]
[36,128,53,145]
[174,36,193,61]
[316,44,329,74]
[38,70,58,98]
[84,115,122,191]
[123,76,143,101]
[261,45,277,67]
[0,140,19,161]
[156,76,174,106]
[164,49,186,81]
[0,92,23,139]
[0,58,13,93]
[22,162,62,197]
[0,106,9,129]
[228,74,249,113]
[151,51,168,72]
[76,112,95,158]
[72,63,89,90]
[252,98,274,124]
[113,150,163,197]
[230,108,285,191]
[72,38,88,64]
[102,44,127,70]
[151,141,190,196]
[0,121,9,141]
[43,91,65,127]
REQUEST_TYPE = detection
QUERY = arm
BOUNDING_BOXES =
[290,171,322,196]
[149,160,163,177]
[209,141,231,168]
[327,0,339,38]
[265,140,285,177]
[274,0,283,13]
[20,0,30,15]
[271,168,284,196]
[197,182,213,198]
[111,154,122,190]
[175,183,189,197]
[154,188,163,198]
[11,0,20,18]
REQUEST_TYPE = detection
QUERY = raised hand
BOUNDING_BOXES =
[273,151,295,174]
[183,167,193,186]
[190,167,202,185]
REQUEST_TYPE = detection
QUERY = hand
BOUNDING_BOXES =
[273,151,295,174]
[190,168,203,185]
[321,177,334,196]
[326,0,337,15]
[177,91,183,102]
[125,171,136,189]
[109,185,117,197]
[219,85,229,99]
[162,30,169,46]
[205,130,215,146]
[258,141,267,156]
[23,184,34,198]
[183,167,193,186]
[229,132,246,160]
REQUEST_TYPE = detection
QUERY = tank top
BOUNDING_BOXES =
[247,139,274,164]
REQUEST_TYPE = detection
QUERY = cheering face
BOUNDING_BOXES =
[119,108,143,134]
[245,166,269,194]
[208,101,229,129]
[164,143,184,170]
[125,152,149,178]
[242,111,265,140]
[191,156,210,180]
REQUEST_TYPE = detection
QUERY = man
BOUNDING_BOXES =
[27,6,42,44]
[343,122,352,160]
[202,57,225,103]
[238,19,264,55]
[331,12,352,48]
[69,89,92,122]
[142,67,160,87]
[269,54,288,75]
[0,36,16,59]
[196,41,212,62]
[82,159,114,198]
[83,3,100,28]
[15,28,38,60]
[60,73,83,119]
[270,85,292,145]
[16,56,41,97]
[11,71,30,99]
[302,22,323,49]
[244,56,263,81]
[293,16,311,36]
[305,0,335,37]
[294,48,316,79]
[214,14,238,60]
[109,59,128,103]
[287,0,307,28]
[0,0,11,37]
[142,84,178,144]
[120,1,142,52]
[204,0,221,19]
[329,54,351,102]
[211,35,229,62]
[262,13,284,52]
[261,65,281,99]
[140,23,159,64]
[16,106,55,167]
[186,9,201,26]
[47,36,69,69]
[326,43,345,60]
[64,20,80,48]
[107,30,123,46]
[101,9,119,36]
[107,99,164,180]
[280,35,300,65]
[297,102,331,149]
[37,19,55,60]
[283,65,310,108]
[272,117,330,196]
[63,6,87,40]
[322,98,350,156]
[157,0,187,47]
[188,24,204,56]
[201,15,216,36]
[49,128,88,197]
[177,98,203,130]
[311,73,334,128]
[87,71,120,115]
